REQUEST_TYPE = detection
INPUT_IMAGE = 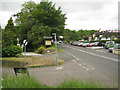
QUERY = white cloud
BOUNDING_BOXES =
[0,11,13,28]
[0,0,119,30]
[64,2,118,30]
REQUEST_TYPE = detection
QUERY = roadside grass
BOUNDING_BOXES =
[2,74,51,88]
[26,57,64,68]
[56,78,102,88]
[1,57,64,68]
[46,46,62,53]
[2,75,104,88]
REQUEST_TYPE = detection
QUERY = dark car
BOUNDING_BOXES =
[97,42,105,46]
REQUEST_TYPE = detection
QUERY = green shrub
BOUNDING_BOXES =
[37,46,45,54]
[2,45,22,57]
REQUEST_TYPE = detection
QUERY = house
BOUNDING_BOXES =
[93,30,120,40]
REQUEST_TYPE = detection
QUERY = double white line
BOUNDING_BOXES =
[63,50,95,71]
[63,45,119,62]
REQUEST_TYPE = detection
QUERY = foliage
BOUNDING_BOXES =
[111,36,115,40]
[112,39,120,43]
[14,1,66,51]
[63,29,97,41]
[37,46,45,54]
[2,30,17,47]
[2,45,22,57]
[4,17,15,32]
[46,46,62,53]
[2,17,17,47]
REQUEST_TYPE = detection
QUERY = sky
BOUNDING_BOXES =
[0,0,119,31]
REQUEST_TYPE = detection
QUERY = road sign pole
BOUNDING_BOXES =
[52,33,58,65]
[25,45,26,65]
[24,44,26,66]
[23,40,28,67]
[54,34,58,65]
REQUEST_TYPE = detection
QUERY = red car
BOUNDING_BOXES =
[88,43,93,47]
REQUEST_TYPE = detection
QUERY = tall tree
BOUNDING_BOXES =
[2,17,17,47]
[14,1,66,51]
[5,17,15,32]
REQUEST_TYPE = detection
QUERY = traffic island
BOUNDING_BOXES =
[25,57,64,68]
[2,57,64,68]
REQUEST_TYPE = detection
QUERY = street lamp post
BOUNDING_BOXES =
[23,40,28,67]
[52,33,58,65]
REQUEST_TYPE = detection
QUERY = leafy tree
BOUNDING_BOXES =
[14,1,66,51]
[2,17,17,47]
[5,17,15,32]
[111,36,115,40]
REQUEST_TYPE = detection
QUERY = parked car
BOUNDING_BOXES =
[78,42,84,46]
[88,43,93,47]
[75,42,80,46]
[94,42,99,46]
[105,42,115,49]
[108,44,120,53]
[97,42,105,46]
[59,40,63,43]
[82,43,89,47]
[72,42,79,46]
[71,42,76,45]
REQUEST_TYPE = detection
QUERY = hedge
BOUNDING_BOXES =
[2,45,22,57]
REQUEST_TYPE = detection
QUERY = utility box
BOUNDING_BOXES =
[44,36,53,47]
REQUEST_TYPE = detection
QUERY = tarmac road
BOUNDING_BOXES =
[28,43,119,87]
[1,43,119,88]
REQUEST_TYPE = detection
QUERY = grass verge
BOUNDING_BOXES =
[2,75,103,88]
[2,74,51,88]
[56,78,102,88]
[1,57,64,68]
[46,46,62,53]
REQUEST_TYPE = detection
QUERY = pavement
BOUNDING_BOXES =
[22,52,43,57]
[86,46,104,50]
[2,43,119,88]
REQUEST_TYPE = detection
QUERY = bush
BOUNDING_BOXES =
[2,45,22,57]
[37,46,45,54]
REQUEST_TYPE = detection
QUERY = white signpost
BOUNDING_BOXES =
[52,33,58,65]
[23,40,28,66]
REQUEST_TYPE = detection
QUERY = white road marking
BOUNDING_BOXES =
[96,50,106,53]
[63,45,118,62]
[82,67,85,69]
[62,49,95,71]
[91,68,95,70]
[86,68,90,71]
[53,66,63,70]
